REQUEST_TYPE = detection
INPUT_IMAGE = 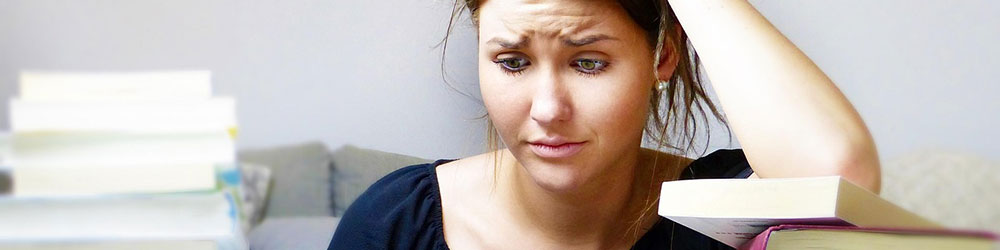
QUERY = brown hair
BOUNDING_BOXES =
[440,0,729,244]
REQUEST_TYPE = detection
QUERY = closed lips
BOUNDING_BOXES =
[528,141,585,158]
[530,142,583,149]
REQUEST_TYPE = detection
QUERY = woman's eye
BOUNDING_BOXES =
[492,57,531,74]
[573,59,608,75]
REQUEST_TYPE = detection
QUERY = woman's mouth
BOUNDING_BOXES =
[528,141,586,158]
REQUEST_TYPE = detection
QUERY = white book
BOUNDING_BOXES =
[12,164,217,197]
[3,131,235,167]
[9,97,237,134]
[0,192,240,242]
[0,240,217,250]
[658,176,939,248]
[18,71,212,101]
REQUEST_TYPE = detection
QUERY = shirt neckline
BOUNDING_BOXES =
[424,159,667,249]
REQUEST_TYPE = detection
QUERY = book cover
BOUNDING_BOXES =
[4,130,235,167]
[9,97,237,133]
[738,224,998,250]
[18,71,212,101]
[658,176,940,247]
[0,240,217,250]
[0,192,240,242]
[11,164,218,196]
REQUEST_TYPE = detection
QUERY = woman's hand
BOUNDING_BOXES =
[667,0,881,192]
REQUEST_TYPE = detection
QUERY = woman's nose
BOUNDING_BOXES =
[529,71,572,125]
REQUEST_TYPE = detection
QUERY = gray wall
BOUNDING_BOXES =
[0,0,485,160]
[0,0,997,162]
[753,1,1000,161]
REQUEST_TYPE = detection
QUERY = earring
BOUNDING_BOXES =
[656,81,669,92]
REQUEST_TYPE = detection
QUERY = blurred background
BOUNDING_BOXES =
[1,1,998,249]
[1,0,998,161]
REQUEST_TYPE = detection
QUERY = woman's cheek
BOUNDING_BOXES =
[582,76,650,131]
[482,80,526,143]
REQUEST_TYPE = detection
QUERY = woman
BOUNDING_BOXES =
[330,0,880,249]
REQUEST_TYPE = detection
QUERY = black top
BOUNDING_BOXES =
[329,149,752,250]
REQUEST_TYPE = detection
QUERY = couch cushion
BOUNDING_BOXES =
[248,216,340,250]
[330,145,428,216]
[238,142,332,218]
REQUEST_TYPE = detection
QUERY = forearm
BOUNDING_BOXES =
[668,0,880,192]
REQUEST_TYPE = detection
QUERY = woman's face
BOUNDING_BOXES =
[478,0,659,192]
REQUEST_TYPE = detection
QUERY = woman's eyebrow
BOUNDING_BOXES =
[485,34,617,49]
[487,37,530,49]
[563,34,618,47]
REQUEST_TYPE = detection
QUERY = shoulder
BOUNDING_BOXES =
[328,161,450,250]
[638,148,752,181]
[436,151,500,195]
[343,162,442,215]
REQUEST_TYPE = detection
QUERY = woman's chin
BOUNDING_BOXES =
[519,160,592,194]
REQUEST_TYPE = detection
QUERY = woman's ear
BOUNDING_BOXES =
[655,24,683,82]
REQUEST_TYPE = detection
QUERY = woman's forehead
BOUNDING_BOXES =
[478,0,631,41]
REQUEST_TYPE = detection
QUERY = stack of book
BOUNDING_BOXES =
[0,71,246,250]
[658,176,998,250]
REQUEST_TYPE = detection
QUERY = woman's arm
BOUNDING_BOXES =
[668,0,881,192]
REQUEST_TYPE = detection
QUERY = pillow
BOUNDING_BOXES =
[238,142,332,218]
[0,169,10,194]
[330,145,429,216]
[237,163,271,227]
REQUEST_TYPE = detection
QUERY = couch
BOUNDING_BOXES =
[240,142,1000,249]
[238,142,428,249]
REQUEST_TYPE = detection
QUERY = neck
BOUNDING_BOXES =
[497,148,650,249]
